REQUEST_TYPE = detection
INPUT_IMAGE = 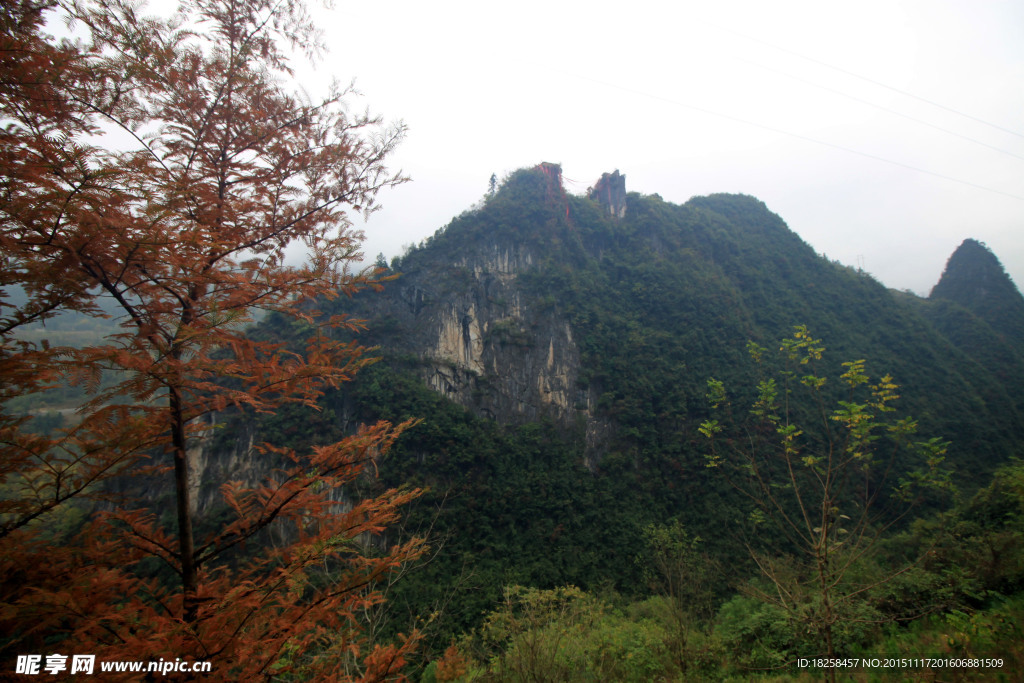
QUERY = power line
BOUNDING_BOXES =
[566,72,1024,202]
[706,21,1024,141]
[738,57,1024,162]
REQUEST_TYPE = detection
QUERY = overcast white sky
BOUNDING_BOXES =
[305,0,1023,296]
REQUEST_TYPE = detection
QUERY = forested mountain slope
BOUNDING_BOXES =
[918,239,1024,426]
[930,237,1024,343]
[224,164,1024,644]
[336,165,1024,473]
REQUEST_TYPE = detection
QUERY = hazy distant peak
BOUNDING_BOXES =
[931,239,1020,298]
[930,238,1024,341]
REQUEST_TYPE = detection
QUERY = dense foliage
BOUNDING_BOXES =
[10,137,1024,680]
[930,238,1024,343]
[0,0,421,678]
[263,167,1024,678]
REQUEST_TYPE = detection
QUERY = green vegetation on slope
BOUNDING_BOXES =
[238,166,1024,677]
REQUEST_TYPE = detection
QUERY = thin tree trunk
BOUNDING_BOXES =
[817,549,837,683]
[170,386,199,623]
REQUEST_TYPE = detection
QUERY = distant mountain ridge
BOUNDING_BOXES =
[328,165,1024,475]
[192,163,1024,639]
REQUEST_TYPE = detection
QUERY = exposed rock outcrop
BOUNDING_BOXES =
[589,170,626,218]
[373,240,608,455]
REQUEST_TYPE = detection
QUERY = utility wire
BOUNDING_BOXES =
[567,72,1024,202]
[738,57,1024,162]
[707,21,1024,141]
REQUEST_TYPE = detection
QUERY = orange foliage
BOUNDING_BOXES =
[0,0,422,678]
[434,644,470,682]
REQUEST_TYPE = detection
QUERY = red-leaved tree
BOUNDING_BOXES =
[0,0,423,678]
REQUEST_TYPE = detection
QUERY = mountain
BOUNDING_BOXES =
[930,237,1024,343]
[913,239,1024,447]
[333,165,1024,469]
[210,164,1024,638]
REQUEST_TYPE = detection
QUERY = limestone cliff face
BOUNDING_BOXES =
[176,167,617,510]
[360,238,609,455]
[187,413,257,515]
